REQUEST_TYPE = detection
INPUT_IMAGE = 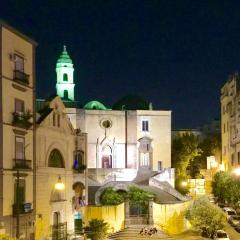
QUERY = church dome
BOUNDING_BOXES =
[57,45,72,64]
[84,100,108,110]
[112,95,150,110]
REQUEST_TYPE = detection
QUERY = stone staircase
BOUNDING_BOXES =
[108,226,174,240]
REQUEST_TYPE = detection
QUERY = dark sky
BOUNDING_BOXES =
[1,0,240,128]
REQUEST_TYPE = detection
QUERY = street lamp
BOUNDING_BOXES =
[233,167,240,176]
[55,176,65,190]
[181,181,188,187]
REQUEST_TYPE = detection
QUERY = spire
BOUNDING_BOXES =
[57,45,72,64]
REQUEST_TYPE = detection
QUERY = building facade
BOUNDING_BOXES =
[0,21,37,239]
[55,47,172,185]
[35,96,87,239]
[221,73,240,171]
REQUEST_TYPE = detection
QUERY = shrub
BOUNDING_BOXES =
[99,187,124,205]
[185,197,226,238]
[84,219,109,240]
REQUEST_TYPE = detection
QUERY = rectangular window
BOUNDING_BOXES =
[15,99,24,113]
[158,161,162,171]
[15,136,24,160]
[14,178,25,204]
[231,154,235,166]
[142,120,149,132]
[14,54,24,73]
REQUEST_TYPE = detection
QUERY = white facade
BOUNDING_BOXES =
[72,108,171,176]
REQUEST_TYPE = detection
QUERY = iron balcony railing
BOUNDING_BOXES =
[13,70,29,85]
[12,111,33,129]
[13,159,32,170]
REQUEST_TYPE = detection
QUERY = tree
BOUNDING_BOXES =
[84,219,109,240]
[172,133,201,193]
[185,197,226,238]
[197,133,221,169]
[99,187,125,205]
[127,186,154,205]
[212,171,232,203]
[172,133,201,178]
[212,171,240,207]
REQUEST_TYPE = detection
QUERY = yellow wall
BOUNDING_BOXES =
[84,203,125,233]
[153,201,190,235]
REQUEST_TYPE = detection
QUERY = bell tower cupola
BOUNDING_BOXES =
[56,45,75,101]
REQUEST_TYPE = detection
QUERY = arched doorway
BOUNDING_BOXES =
[63,89,68,99]
[102,145,112,168]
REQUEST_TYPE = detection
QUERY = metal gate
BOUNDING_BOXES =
[51,222,67,240]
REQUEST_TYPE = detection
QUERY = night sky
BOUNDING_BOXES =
[1,0,240,128]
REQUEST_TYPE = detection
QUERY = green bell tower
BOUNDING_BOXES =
[56,45,75,101]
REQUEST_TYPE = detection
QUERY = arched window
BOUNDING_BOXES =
[73,151,85,172]
[63,73,68,81]
[63,90,68,99]
[48,149,65,168]
[102,145,112,168]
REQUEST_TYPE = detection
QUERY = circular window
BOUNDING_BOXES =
[101,119,112,129]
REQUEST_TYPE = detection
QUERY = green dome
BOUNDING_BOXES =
[57,45,72,64]
[84,100,107,110]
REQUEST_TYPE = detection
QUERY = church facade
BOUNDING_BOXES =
[35,46,172,238]
[56,47,172,184]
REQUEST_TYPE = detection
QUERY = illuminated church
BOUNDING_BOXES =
[56,46,172,181]
[35,46,177,236]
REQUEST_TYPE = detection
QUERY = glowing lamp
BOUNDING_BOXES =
[219,163,225,172]
[181,181,188,187]
[55,176,65,190]
[233,168,240,176]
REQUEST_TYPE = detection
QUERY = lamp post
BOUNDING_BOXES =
[55,176,65,190]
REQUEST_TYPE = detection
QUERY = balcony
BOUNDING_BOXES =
[13,70,29,85]
[12,111,33,129]
[13,159,32,170]
[12,202,33,216]
[72,164,86,174]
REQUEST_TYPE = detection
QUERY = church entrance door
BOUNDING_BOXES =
[102,155,112,168]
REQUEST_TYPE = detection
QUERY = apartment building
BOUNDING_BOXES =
[0,21,37,239]
[221,73,240,171]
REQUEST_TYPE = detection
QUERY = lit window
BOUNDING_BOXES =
[14,54,24,73]
[15,136,24,160]
[142,120,149,132]
[15,99,24,113]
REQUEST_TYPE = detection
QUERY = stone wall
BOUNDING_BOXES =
[152,201,191,234]
[84,203,125,233]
